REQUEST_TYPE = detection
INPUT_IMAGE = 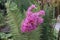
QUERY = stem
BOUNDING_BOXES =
[58,30,60,40]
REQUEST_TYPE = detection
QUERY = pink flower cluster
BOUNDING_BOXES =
[21,4,45,32]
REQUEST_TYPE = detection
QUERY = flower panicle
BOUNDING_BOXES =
[21,4,45,32]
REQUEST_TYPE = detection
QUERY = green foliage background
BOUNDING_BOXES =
[0,0,57,40]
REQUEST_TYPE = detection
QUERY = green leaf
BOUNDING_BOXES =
[10,2,17,10]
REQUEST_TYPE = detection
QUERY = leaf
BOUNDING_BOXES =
[9,2,17,10]
[6,0,22,40]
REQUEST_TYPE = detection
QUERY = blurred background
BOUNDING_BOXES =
[0,0,60,40]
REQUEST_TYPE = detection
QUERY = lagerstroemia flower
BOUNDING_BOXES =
[26,4,36,17]
[21,4,45,32]
[37,10,45,16]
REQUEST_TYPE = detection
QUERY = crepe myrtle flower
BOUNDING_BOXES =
[26,4,36,17]
[21,4,45,32]
[38,10,45,16]
[21,16,37,32]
